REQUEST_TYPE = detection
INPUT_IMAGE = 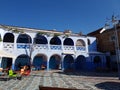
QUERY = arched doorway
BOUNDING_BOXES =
[1,57,12,69]
[15,55,30,70]
[49,54,61,70]
[63,55,74,71]
[75,55,86,71]
[94,56,102,70]
[3,33,14,43]
[33,54,47,70]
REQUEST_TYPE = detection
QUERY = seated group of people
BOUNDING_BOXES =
[0,65,31,78]
[0,67,18,79]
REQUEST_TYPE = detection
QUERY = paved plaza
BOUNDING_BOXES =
[0,70,120,90]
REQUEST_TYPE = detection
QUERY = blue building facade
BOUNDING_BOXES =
[0,25,107,71]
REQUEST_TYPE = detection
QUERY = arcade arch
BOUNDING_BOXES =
[49,54,61,70]
[63,38,74,46]
[75,55,86,71]
[14,54,30,70]
[63,55,74,71]
[17,34,32,43]
[33,54,47,70]
[76,39,85,46]
[34,34,48,44]
[3,33,14,43]
[50,36,61,45]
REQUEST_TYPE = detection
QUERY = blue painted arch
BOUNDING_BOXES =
[49,54,61,70]
[33,54,47,70]
[75,55,86,71]
[14,54,30,70]
[93,56,102,70]
[63,55,74,70]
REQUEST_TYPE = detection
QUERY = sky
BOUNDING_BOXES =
[0,0,120,34]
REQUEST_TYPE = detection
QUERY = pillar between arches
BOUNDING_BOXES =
[61,54,65,71]
[47,57,50,71]
[0,57,2,68]
[12,58,16,70]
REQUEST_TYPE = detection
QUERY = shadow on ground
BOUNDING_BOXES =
[55,70,118,78]
[0,78,8,81]
[30,70,118,78]
[95,81,120,90]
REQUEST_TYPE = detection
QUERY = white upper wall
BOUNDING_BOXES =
[0,25,97,56]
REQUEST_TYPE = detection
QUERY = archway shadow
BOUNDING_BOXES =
[55,70,118,78]
[95,81,120,90]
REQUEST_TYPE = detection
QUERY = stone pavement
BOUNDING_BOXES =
[0,70,120,90]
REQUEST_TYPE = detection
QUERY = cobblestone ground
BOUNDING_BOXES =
[0,70,120,90]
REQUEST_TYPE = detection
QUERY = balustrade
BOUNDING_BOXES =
[34,44,48,50]
[50,45,62,50]
[3,43,87,52]
[76,46,86,51]
[63,45,74,51]
[17,43,30,49]
[3,43,14,49]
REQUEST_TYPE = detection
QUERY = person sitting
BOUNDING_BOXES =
[0,68,5,76]
[8,69,17,78]
[7,68,22,80]
[20,67,24,75]
[20,65,31,76]
[24,65,31,76]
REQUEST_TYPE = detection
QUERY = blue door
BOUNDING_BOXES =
[63,55,74,71]
[75,55,86,71]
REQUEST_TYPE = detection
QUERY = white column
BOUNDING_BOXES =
[0,57,2,68]
[61,54,64,71]
[12,58,16,70]
[47,57,50,71]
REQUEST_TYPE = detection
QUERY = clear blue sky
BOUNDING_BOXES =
[0,0,120,34]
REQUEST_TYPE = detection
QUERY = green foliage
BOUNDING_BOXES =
[0,37,2,42]
[37,32,46,35]
[13,29,19,33]
[20,30,24,33]
[62,34,69,38]
[12,29,24,33]
[54,33,61,37]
